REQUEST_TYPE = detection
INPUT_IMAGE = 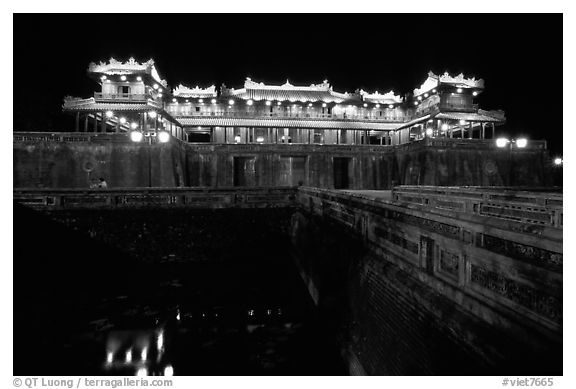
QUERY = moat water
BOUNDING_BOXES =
[13,204,346,375]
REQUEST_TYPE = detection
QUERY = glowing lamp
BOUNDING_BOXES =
[496,138,509,148]
[136,368,148,377]
[158,93,163,98]
[554,157,563,166]
[172,98,177,103]
[141,347,148,361]
[322,103,327,107]
[158,131,170,143]
[228,99,235,105]
[164,365,174,377]
[432,89,437,93]
[414,101,418,105]
[256,136,264,143]
[105,111,113,118]
[265,101,271,106]
[417,96,422,101]
[457,88,463,93]
[425,128,434,136]
[375,104,380,108]
[516,138,527,148]
[277,101,282,106]
[473,91,478,96]
[211,99,217,104]
[100,75,107,80]
[153,84,159,89]
[234,135,241,143]
[441,124,449,131]
[308,103,313,107]
[119,117,127,124]
[149,111,157,119]
[130,122,138,130]
[247,100,253,106]
[388,104,394,109]
[158,88,163,93]
[136,76,142,81]
[125,349,132,363]
[120,75,127,81]
[459,119,467,125]
[106,352,113,364]
[130,131,143,142]
[199,98,204,103]
[185,99,189,103]
[424,93,429,98]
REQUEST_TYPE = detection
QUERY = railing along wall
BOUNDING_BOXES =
[392,185,563,228]
[13,187,298,210]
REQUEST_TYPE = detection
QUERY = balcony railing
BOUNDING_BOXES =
[94,92,149,101]
[169,110,406,123]
[437,103,479,112]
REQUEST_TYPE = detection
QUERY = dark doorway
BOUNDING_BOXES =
[234,157,256,187]
[333,157,350,189]
[188,133,211,143]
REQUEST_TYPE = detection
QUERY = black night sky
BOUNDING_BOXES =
[13,14,563,155]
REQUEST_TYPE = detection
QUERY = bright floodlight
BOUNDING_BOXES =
[516,138,528,148]
[149,111,157,119]
[228,99,235,105]
[157,131,170,143]
[105,111,113,118]
[496,138,509,148]
[425,128,433,136]
[130,122,138,130]
[119,117,127,124]
[130,131,143,142]
[554,158,563,166]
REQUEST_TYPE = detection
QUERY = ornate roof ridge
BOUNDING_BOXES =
[244,77,334,91]
[359,89,402,103]
[173,84,217,97]
[88,57,168,87]
[413,71,484,96]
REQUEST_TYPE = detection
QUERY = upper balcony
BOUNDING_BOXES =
[437,102,479,113]
[168,109,406,123]
[94,92,151,102]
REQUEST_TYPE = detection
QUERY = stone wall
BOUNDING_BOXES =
[13,133,551,189]
[290,188,562,375]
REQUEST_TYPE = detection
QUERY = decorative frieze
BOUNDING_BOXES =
[470,265,561,322]
[481,234,562,270]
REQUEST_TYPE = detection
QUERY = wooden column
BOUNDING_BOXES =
[101,112,106,133]
[492,123,496,139]
[481,123,485,139]
[469,122,473,139]
[75,112,80,132]
[93,113,98,132]
[84,115,88,132]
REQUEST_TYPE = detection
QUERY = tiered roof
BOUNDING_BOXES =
[88,57,168,88]
[413,71,484,97]
[222,78,351,103]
